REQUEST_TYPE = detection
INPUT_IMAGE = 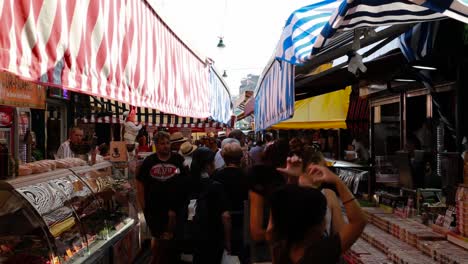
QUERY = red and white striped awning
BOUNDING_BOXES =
[78,116,226,129]
[0,0,211,118]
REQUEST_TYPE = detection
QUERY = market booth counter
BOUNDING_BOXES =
[0,161,138,264]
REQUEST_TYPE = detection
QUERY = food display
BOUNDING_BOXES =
[0,161,136,264]
[18,159,88,177]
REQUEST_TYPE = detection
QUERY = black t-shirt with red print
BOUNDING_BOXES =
[137,152,190,237]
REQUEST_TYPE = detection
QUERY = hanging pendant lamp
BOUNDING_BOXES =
[217,37,226,48]
[222,70,228,78]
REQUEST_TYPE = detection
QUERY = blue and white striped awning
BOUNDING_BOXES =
[255,0,468,131]
[276,0,468,65]
[254,60,295,131]
[209,67,233,124]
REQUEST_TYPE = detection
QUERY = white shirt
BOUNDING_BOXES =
[183,156,193,168]
[56,140,74,159]
[214,150,225,170]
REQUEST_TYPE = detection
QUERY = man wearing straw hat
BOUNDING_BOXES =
[179,141,197,168]
[170,132,188,152]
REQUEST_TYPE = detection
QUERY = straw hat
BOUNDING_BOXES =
[170,132,188,143]
[179,141,197,156]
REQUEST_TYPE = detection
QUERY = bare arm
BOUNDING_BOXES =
[136,180,145,210]
[266,212,273,242]
[249,191,266,241]
[335,179,367,251]
[166,210,176,238]
[323,189,345,234]
[222,211,232,253]
[307,166,367,252]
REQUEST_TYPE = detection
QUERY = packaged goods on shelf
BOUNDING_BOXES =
[362,225,437,263]
[417,240,468,263]
[345,239,392,264]
[456,185,468,236]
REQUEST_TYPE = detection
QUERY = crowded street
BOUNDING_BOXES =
[1,1,468,264]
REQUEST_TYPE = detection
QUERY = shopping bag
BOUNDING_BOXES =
[221,250,240,264]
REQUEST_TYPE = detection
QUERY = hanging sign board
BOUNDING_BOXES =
[109,141,128,162]
[0,72,46,109]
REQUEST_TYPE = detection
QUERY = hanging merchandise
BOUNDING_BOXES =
[336,168,368,194]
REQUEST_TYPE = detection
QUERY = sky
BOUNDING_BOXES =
[149,0,312,97]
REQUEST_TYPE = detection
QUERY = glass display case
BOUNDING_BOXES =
[0,161,137,264]
[0,182,54,264]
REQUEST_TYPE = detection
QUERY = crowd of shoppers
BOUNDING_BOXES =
[136,129,367,264]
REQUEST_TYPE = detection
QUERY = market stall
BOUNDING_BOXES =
[252,0,468,257]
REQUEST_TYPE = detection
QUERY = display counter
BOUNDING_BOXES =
[0,161,137,264]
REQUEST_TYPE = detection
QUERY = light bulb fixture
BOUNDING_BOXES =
[222,70,228,78]
[394,78,416,82]
[411,65,437,71]
[217,37,226,48]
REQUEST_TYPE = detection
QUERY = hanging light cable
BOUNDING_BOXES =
[217,0,228,48]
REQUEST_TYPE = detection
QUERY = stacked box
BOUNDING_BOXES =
[362,225,437,263]
[366,208,445,246]
[345,239,393,264]
[417,240,468,264]
[456,186,468,236]
[361,207,467,264]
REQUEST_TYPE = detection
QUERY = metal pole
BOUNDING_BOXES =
[338,129,342,160]
[369,104,376,199]
[400,92,406,150]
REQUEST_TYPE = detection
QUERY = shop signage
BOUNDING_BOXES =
[0,72,46,109]
[48,87,70,100]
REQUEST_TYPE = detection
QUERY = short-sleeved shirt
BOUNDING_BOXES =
[213,167,248,212]
[137,153,189,236]
[213,167,248,233]
[273,234,342,264]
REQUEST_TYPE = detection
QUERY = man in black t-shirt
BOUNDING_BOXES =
[136,131,189,264]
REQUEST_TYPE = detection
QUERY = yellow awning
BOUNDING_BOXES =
[272,86,351,130]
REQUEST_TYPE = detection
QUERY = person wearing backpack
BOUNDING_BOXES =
[213,141,249,263]
[190,147,232,264]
